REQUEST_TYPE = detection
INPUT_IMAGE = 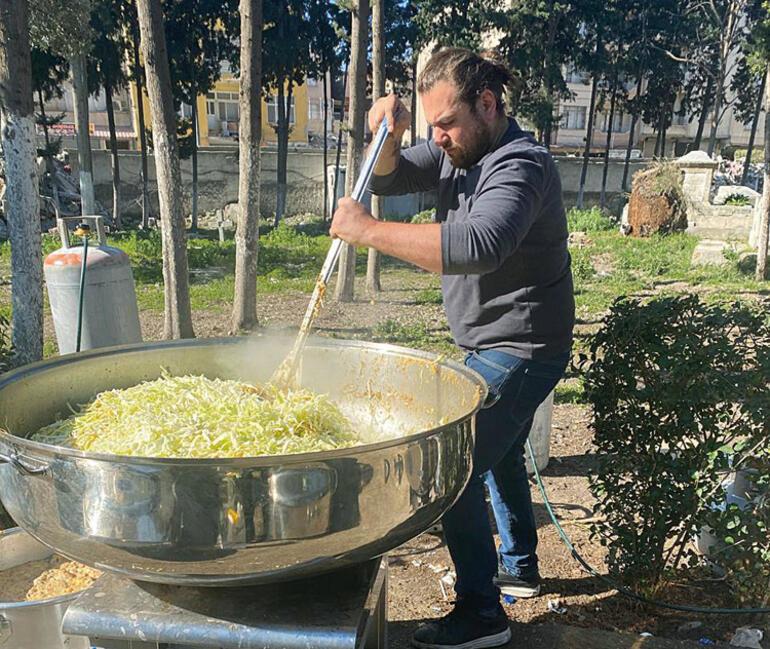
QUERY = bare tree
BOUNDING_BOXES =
[135,0,194,338]
[232,0,263,331]
[0,0,43,364]
[335,0,369,302]
[656,0,749,157]
[755,66,770,281]
[366,0,385,295]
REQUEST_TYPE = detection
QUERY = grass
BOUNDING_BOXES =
[1,208,768,403]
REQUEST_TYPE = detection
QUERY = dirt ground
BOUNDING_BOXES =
[7,269,770,647]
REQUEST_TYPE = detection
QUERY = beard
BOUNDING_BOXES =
[444,119,494,170]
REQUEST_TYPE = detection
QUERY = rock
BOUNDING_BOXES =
[678,621,703,634]
[712,185,760,207]
[730,627,763,648]
[676,150,714,165]
[223,202,240,223]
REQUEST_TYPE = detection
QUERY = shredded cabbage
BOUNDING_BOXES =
[30,373,360,458]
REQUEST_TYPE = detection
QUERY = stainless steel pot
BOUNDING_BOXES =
[0,528,90,649]
[0,337,485,586]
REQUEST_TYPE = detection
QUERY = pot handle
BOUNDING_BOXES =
[0,451,49,475]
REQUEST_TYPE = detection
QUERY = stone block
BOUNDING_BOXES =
[713,185,760,206]
[691,239,733,266]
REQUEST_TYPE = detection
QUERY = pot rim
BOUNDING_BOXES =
[0,336,487,467]
[0,527,95,609]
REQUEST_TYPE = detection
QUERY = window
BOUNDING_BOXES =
[308,98,324,120]
[565,66,590,85]
[204,91,239,122]
[267,95,296,124]
[600,111,629,133]
[560,106,586,130]
[671,111,689,126]
[180,103,193,119]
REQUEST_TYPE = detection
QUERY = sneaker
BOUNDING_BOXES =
[411,601,511,649]
[493,569,541,598]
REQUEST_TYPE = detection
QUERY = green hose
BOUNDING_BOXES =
[526,438,770,614]
[75,226,89,353]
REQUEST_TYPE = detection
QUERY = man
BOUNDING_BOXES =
[331,48,574,649]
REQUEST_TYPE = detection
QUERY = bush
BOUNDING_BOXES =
[724,194,752,207]
[581,295,770,603]
[411,208,436,224]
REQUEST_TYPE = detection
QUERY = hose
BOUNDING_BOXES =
[526,438,770,615]
[74,224,90,353]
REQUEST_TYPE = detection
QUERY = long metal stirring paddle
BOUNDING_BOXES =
[271,117,392,388]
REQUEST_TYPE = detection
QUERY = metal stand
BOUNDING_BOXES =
[62,558,387,649]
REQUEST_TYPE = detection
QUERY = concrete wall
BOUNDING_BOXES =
[555,157,648,210]
[73,148,327,220]
[77,148,650,221]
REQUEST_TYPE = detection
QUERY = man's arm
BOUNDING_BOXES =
[330,198,442,273]
[366,94,442,196]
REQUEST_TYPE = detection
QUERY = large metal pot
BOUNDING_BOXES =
[0,528,90,649]
[0,337,484,586]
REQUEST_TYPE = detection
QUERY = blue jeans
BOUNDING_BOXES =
[441,348,570,610]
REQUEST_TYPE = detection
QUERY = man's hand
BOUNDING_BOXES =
[330,197,377,247]
[368,94,411,177]
[368,93,411,140]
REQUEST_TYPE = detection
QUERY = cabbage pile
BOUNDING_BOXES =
[31,373,359,458]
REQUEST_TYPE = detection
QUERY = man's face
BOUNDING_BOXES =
[420,80,495,170]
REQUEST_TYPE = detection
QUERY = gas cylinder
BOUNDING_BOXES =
[44,216,142,354]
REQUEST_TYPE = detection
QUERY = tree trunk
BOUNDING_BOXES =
[71,52,96,215]
[190,93,199,233]
[135,0,194,339]
[37,89,51,151]
[577,39,600,210]
[622,74,643,192]
[755,67,770,281]
[693,77,713,152]
[600,68,618,209]
[0,0,43,365]
[411,57,417,147]
[132,33,150,228]
[541,5,559,147]
[274,78,289,225]
[742,65,767,186]
[661,103,669,158]
[105,82,122,230]
[232,0,262,332]
[322,60,329,221]
[366,0,384,296]
[332,66,347,216]
[335,0,368,302]
[707,71,725,157]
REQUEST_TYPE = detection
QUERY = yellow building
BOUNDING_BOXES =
[129,73,310,149]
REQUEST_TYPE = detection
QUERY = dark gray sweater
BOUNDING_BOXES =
[370,118,574,359]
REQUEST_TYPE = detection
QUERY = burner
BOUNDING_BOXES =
[62,558,387,649]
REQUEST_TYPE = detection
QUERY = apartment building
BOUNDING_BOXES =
[413,47,764,158]
[37,66,331,151]
[549,64,765,158]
